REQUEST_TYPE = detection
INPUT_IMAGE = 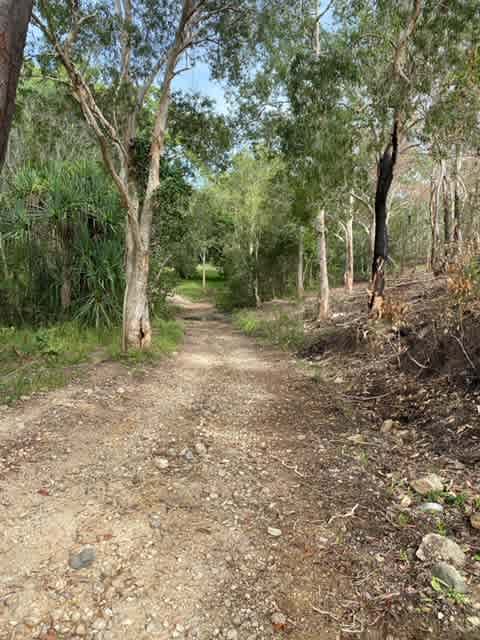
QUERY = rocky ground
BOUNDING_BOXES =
[0,296,479,640]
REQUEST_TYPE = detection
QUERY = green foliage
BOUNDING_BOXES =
[0,317,183,405]
[233,310,305,351]
[0,160,124,327]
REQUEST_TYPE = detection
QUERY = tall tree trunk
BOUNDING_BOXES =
[61,258,72,311]
[369,120,399,317]
[254,240,261,308]
[297,226,304,299]
[201,249,207,291]
[122,201,151,351]
[442,162,452,245]
[315,208,329,320]
[0,0,33,170]
[345,195,354,293]
[429,165,442,273]
[59,224,73,312]
[0,230,9,279]
[452,144,462,246]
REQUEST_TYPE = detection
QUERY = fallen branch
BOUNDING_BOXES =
[406,351,430,369]
[271,456,305,478]
[327,503,359,526]
[453,335,477,371]
[312,606,341,622]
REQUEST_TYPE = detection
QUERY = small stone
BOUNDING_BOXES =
[399,494,412,508]
[334,376,344,384]
[467,616,480,628]
[471,583,480,609]
[154,457,170,470]
[416,533,466,567]
[271,612,287,627]
[267,527,282,538]
[117,387,125,394]
[149,514,162,529]
[146,621,163,633]
[75,624,86,636]
[226,631,238,640]
[194,442,207,457]
[432,562,467,593]
[69,547,96,570]
[181,448,194,461]
[381,419,394,434]
[347,433,364,445]
[232,616,241,627]
[411,474,444,496]
[470,513,480,530]
[395,429,413,443]
[419,503,444,514]
[93,618,107,631]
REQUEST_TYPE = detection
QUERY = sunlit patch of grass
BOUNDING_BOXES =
[176,278,225,303]
[233,310,305,351]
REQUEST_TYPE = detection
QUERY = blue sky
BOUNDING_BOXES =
[172,0,335,115]
[173,62,229,114]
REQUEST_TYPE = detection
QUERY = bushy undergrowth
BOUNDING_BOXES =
[233,310,305,351]
[0,317,183,405]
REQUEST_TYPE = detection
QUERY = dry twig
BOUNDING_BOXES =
[327,503,359,526]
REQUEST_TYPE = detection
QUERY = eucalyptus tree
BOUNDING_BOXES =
[218,151,283,308]
[0,0,34,170]
[422,1,480,264]
[189,185,222,290]
[32,0,251,350]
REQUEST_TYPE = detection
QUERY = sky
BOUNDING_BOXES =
[172,62,229,114]
[171,0,335,116]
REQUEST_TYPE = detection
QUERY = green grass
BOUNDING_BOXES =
[0,317,183,405]
[109,317,184,364]
[176,278,226,303]
[175,264,226,303]
[233,310,305,351]
[195,264,223,281]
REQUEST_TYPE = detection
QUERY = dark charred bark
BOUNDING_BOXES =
[369,120,399,316]
[0,0,34,170]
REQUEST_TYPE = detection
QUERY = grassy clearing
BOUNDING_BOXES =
[176,266,226,303]
[233,310,305,351]
[0,317,183,405]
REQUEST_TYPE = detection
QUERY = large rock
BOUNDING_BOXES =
[410,474,444,495]
[416,533,466,567]
[432,562,467,593]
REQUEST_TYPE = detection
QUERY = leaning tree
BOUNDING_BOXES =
[33,0,251,350]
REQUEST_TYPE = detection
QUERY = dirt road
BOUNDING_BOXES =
[0,301,476,640]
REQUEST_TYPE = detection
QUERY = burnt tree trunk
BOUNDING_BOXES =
[369,120,399,317]
[0,0,33,169]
